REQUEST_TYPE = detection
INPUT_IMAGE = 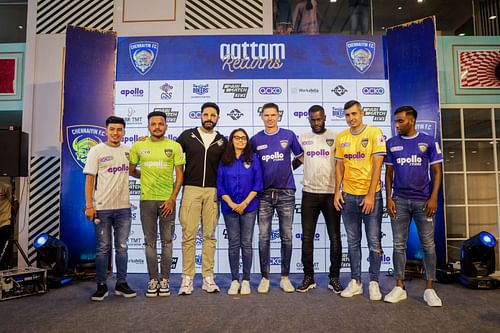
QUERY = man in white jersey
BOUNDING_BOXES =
[84,116,136,301]
[293,105,343,293]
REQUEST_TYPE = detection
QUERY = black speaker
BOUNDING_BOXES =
[0,129,28,177]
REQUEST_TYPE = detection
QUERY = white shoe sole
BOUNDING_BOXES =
[296,283,316,293]
[115,290,137,298]
[146,291,158,298]
[327,285,342,294]
[159,291,170,297]
[340,289,363,298]
[91,291,108,301]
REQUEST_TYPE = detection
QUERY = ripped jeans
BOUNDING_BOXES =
[341,192,383,282]
[140,200,175,280]
[95,208,132,284]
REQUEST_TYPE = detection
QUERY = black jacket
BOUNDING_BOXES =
[177,128,227,188]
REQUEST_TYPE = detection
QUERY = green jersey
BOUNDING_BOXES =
[130,137,185,200]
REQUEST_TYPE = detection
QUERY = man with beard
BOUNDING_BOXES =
[129,111,185,297]
[293,105,342,293]
[176,102,227,295]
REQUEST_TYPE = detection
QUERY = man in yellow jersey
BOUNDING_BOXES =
[333,100,386,301]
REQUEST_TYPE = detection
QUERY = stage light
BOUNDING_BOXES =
[458,231,499,289]
[34,233,69,278]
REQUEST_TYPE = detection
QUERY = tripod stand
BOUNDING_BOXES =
[0,177,30,269]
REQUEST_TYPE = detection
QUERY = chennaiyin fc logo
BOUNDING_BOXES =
[346,40,375,74]
[129,41,159,75]
[66,125,106,169]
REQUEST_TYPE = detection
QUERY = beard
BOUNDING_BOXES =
[202,120,215,131]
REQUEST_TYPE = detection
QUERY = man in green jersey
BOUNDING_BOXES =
[129,111,185,297]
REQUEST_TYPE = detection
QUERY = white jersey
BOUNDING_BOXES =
[299,129,337,193]
[83,142,130,210]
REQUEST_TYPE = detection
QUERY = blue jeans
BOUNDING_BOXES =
[95,208,132,284]
[391,196,437,281]
[258,188,295,278]
[223,210,257,281]
[342,192,383,282]
[140,200,175,280]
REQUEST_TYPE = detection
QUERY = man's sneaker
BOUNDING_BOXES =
[178,276,194,295]
[328,277,343,294]
[159,278,170,297]
[91,283,108,301]
[146,279,159,297]
[280,276,295,293]
[340,279,363,298]
[424,288,443,307]
[240,280,251,295]
[202,276,220,293]
[227,280,240,295]
[296,276,316,293]
[115,282,137,298]
[369,281,382,301]
[257,277,270,294]
[384,286,407,303]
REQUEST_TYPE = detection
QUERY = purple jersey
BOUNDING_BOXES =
[385,132,443,201]
[251,128,303,190]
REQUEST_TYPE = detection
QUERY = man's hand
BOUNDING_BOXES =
[424,196,438,218]
[360,193,375,215]
[160,199,175,217]
[333,192,344,211]
[84,207,96,222]
[386,196,397,218]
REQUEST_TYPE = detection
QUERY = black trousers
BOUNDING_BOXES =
[301,191,342,278]
[0,224,12,270]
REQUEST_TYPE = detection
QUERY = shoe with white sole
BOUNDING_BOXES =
[384,286,407,303]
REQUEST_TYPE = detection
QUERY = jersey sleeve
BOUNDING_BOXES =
[334,134,343,160]
[83,146,98,175]
[216,162,228,198]
[173,142,186,166]
[129,142,139,165]
[290,131,303,157]
[429,139,443,164]
[384,139,394,165]
[371,127,387,155]
[252,154,263,194]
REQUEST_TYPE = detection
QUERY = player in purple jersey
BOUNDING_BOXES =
[384,106,443,307]
[250,102,303,293]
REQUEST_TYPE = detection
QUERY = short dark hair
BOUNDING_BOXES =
[148,110,167,120]
[201,102,220,115]
[105,116,125,128]
[394,105,418,119]
[262,102,279,114]
[344,100,361,110]
[308,105,325,116]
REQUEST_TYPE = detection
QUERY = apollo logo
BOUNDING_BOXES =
[306,149,330,158]
[262,152,284,163]
[344,152,365,160]
[362,87,385,95]
[120,88,144,97]
[259,87,282,95]
[294,111,308,118]
[107,164,129,174]
[396,155,423,166]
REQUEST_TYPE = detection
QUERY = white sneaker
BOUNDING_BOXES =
[340,279,363,298]
[178,276,193,295]
[369,281,382,301]
[202,276,220,293]
[257,277,270,294]
[384,286,407,303]
[280,276,295,293]
[424,288,442,307]
[240,280,251,295]
[227,280,240,295]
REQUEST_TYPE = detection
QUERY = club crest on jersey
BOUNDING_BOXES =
[164,149,173,157]
[280,140,288,149]
[346,40,375,74]
[326,139,334,147]
[129,41,159,75]
[418,143,428,153]
[361,138,369,148]
[244,162,251,169]
[66,125,106,169]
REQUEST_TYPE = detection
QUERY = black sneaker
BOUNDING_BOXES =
[115,282,137,298]
[328,277,342,294]
[91,283,108,301]
[159,278,170,297]
[296,276,317,293]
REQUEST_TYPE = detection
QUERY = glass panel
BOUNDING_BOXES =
[444,174,465,205]
[442,141,463,171]
[445,207,466,238]
[441,109,461,138]
[495,109,500,138]
[446,240,464,264]
[465,141,495,171]
[463,108,492,138]
[468,206,498,236]
[466,174,497,204]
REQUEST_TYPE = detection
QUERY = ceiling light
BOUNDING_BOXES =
[18,25,24,29]
[459,33,466,36]
[417,0,424,3]
[489,15,497,20]
[471,150,477,154]
[330,0,337,2]
[381,26,386,30]
[397,5,403,10]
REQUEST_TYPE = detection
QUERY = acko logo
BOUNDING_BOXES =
[120,88,144,97]
[270,257,281,265]
[189,111,201,119]
[344,152,366,160]
[259,87,282,95]
[293,111,308,119]
[306,149,330,158]
[362,87,385,95]
[332,85,347,96]
[396,155,422,166]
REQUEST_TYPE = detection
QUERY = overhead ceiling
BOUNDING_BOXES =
[0,0,480,43]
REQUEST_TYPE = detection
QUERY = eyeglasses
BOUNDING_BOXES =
[233,136,247,141]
